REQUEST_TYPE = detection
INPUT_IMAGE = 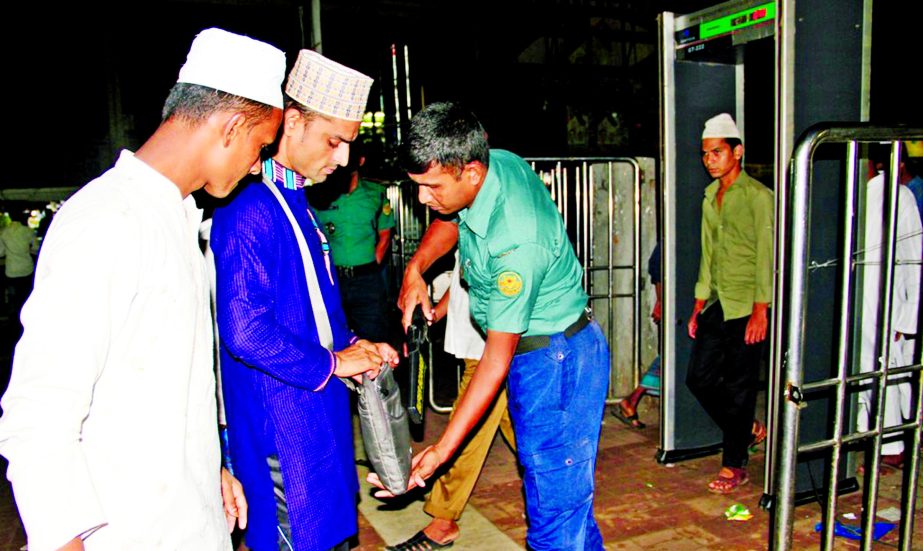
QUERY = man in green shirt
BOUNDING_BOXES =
[312,144,395,342]
[686,113,773,494]
[372,102,609,551]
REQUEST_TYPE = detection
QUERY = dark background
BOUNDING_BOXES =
[3,0,919,190]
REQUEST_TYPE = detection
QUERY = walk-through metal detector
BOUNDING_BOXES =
[658,0,868,507]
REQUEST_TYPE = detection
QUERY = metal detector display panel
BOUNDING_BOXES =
[675,1,775,61]
[675,1,775,60]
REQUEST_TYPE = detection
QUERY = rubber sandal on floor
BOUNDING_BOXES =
[611,406,646,429]
[386,531,455,551]
[708,467,749,494]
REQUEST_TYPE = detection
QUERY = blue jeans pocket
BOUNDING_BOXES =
[523,438,595,514]
[508,340,573,428]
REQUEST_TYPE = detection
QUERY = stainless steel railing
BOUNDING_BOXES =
[386,156,647,411]
[527,157,644,401]
[771,125,923,551]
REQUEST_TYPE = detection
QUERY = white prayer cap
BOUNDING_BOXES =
[702,113,741,140]
[177,28,286,109]
[285,49,373,122]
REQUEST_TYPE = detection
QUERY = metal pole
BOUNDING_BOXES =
[555,162,563,211]
[608,161,616,392]
[658,11,677,457]
[403,45,412,123]
[587,162,594,295]
[861,141,903,549]
[563,165,569,230]
[901,246,923,550]
[901,137,923,545]
[633,159,642,387]
[765,0,796,514]
[391,44,401,144]
[310,0,322,53]
[819,140,860,549]
[575,163,583,267]
[581,163,589,290]
[771,126,820,551]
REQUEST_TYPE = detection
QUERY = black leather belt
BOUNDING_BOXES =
[336,261,379,279]
[515,306,593,355]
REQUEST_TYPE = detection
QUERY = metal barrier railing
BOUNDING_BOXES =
[527,157,643,401]
[387,156,646,410]
[771,125,923,551]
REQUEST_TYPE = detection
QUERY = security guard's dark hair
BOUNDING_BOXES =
[400,101,489,175]
[162,82,275,129]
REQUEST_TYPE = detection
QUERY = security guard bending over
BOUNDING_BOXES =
[370,102,610,551]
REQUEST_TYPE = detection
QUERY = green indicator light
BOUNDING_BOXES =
[699,2,776,40]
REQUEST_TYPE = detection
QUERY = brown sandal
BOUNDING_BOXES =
[612,403,646,429]
[708,467,749,494]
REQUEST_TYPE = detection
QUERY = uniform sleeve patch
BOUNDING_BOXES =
[497,271,523,297]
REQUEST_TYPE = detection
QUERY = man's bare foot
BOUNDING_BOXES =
[422,518,460,545]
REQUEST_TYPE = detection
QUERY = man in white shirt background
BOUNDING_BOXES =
[857,145,923,470]
[0,208,36,339]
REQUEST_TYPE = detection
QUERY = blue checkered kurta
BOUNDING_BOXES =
[211,178,358,551]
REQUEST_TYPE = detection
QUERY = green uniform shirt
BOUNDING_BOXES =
[458,149,587,337]
[694,169,774,320]
[315,178,394,267]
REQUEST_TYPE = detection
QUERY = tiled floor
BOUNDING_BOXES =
[356,396,923,551]
[1,309,922,550]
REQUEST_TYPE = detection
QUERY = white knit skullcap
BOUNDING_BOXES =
[285,49,373,122]
[178,28,285,109]
[702,113,741,140]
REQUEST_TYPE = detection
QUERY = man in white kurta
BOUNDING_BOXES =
[0,28,285,551]
[858,170,923,460]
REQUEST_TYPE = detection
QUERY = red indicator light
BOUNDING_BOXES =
[750,8,767,21]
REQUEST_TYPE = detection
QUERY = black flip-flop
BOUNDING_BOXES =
[386,531,455,551]
[611,407,646,429]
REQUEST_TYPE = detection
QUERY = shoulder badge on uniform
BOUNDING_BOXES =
[382,200,392,216]
[497,271,523,297]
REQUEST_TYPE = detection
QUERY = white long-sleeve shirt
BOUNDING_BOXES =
[859,172,923,372]
[444,251,487,361]
[857,173,922,455]
[0,151,229,551]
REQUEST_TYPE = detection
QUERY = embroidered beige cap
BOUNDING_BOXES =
[702,113,741,140]
[178,28,286,109]
[286,49,373,122]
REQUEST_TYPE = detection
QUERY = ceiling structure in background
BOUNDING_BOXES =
[2,0,916,194]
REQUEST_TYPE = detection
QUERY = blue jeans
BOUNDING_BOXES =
[507,320,610,550]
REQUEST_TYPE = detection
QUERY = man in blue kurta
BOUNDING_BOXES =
[375,102,610,551]
[211,50,397,551]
